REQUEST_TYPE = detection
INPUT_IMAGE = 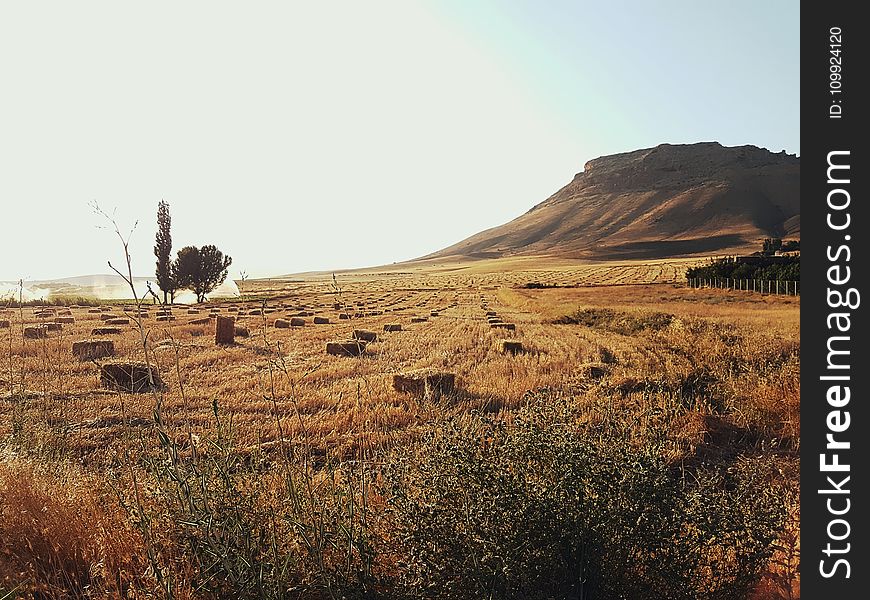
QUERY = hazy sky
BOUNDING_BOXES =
[0,0,799,281]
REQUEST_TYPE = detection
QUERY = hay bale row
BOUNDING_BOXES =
[72,339,115,360]
[100,361,162,393]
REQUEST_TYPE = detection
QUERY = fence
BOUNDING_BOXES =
[687,278,800,296]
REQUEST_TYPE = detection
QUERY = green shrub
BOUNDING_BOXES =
[384,402,786,600]
[553,308,674,334]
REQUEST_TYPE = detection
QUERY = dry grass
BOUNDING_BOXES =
[0,258,800,598]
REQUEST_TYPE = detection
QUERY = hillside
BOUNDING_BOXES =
[426,142,799,261]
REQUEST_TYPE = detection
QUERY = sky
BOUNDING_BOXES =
[0,0,799,281]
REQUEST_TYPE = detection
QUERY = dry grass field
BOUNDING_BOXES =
[0,259,799,599]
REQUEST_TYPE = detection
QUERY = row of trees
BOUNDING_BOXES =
[154,201,232,303]
[686,256,800,282]
[685,238,800,283]
[761,237,799,256]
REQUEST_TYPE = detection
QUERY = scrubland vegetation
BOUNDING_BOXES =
[0,263,799,599]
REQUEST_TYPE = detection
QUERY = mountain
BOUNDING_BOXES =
[426,142,799,261]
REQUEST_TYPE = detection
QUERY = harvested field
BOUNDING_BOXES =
[0,259,800,599]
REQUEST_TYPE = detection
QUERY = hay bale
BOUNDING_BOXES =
[190,317,211,325]
[498,340,524,355]
[410,317,428,323]
[490,322,516,331]
[72,339,115,360]
[314,316,330,324]
[579,363,609,380]
[248,309,262,316]
[430,311,439,317]
[234,325,250,337]
[352,329,377,343]
[326,340,367,356]
[91,327,122,335]
[44,322,63,331]
[383,323,402,332]
[99,313,119,321]
[57,316,75,324]
[100,361,162,392]
[187,309,200,314]
[485,311,497,317]
[87,308,102,314]
[24,326,47,339]
[215,316,235,345]
[393,369,455,399]
[274,318,291,328]
[155,316,176,322]
[338,313,350,320]
[0,320,10,329]
[290,317,305,327]
[105,318,129,325]
[228,307,239,312]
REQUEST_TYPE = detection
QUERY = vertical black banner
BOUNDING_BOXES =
[802,1,868,597]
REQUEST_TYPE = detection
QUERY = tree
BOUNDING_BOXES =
[762,238,782,256]
[154,200,177,303]
[174,244,233,303]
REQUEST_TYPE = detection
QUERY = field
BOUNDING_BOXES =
[0,259,799,599]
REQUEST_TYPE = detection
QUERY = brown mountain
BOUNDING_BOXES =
[427,142,799,261]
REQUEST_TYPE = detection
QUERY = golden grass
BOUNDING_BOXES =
[0,259,800,597]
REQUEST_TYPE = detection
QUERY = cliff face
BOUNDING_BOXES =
[428,142,799,260]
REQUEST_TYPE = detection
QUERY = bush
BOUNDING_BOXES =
[384,402,786,600]
[553,308,674,334]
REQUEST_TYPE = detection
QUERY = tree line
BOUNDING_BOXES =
[686,257,799,283]
[153,201,232,303]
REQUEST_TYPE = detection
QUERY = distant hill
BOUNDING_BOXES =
[426,142,799,261]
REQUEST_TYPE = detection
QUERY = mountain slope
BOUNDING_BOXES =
[427,142,799,261]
